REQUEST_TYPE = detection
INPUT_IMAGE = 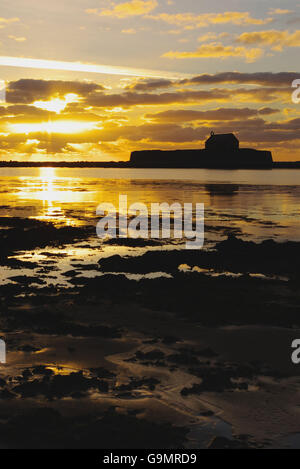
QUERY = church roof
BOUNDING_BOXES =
[206,132,239,143]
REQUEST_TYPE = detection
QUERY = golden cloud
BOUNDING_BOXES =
[8,35,27,42]
[86,0,158,19]
[147,11,273,29]
[1,76,298,160]
[121,28,137,34]
[145,107,279,122]
[0,17,19,25]
[162,43,264,63]
[1,117,300,154]
[237,29,300,51]
[269,8,293,15]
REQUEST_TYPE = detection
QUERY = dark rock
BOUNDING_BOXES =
[207,436,250,449]
[135,350,165,361]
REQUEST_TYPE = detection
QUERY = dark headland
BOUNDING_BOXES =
[130,132,273,169]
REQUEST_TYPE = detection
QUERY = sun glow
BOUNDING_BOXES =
[10,120,96,134]
[38,167,66,222]
[33,93,80,114]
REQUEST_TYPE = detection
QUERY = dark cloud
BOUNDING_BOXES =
[4,77,292,112]
[286,17,300,25]
[0,104,55,118]
[207,117,300,144]
[6,79,105,104]
[84,87,289,108]
[125,79,174,91]
[179,72,299,87]
[126,72,299,92]
[145,107,279,122]
[99,123,207,143]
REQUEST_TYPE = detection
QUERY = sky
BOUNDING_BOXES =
[0,0,299,161]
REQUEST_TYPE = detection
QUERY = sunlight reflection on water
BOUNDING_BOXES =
[0,167,299,241]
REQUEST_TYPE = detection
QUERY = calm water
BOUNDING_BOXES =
[0,167,299,242]
[0,167,299,287]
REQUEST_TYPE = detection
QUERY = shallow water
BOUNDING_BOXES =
[0,167,299,288]
[0,167,299,242]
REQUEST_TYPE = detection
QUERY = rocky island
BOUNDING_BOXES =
[130,132,273,169]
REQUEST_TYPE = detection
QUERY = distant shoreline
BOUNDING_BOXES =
[0,161,299,169]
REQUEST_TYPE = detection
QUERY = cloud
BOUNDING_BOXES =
[0,104,56,119]
[287,17,300,25]
[128,72,300,91]
[84,87,290,108]
[198,32,230,42]
[0,105,106,128]
[1,76,299,160]
[1,116,300,155]
[179,72,300,87]
[86,0,158,19]
[147,11,273,30]
[5,76,293,113]
[6,79,104,103]
[0,17,19,26]
[162,43,264,62]
[121,28,137,34]
[99,122,207,143]
[237,29,300,51]
[8,35,26,42]
[125,78,174,91]
[269,8,294,15]
[145,107,279,122]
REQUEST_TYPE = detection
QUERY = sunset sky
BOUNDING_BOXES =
[0,0,299,161]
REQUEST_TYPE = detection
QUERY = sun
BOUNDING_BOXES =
[33,93,80,114]
[8,92,95,134]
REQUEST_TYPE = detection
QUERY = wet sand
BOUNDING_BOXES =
[1,213,300,449]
